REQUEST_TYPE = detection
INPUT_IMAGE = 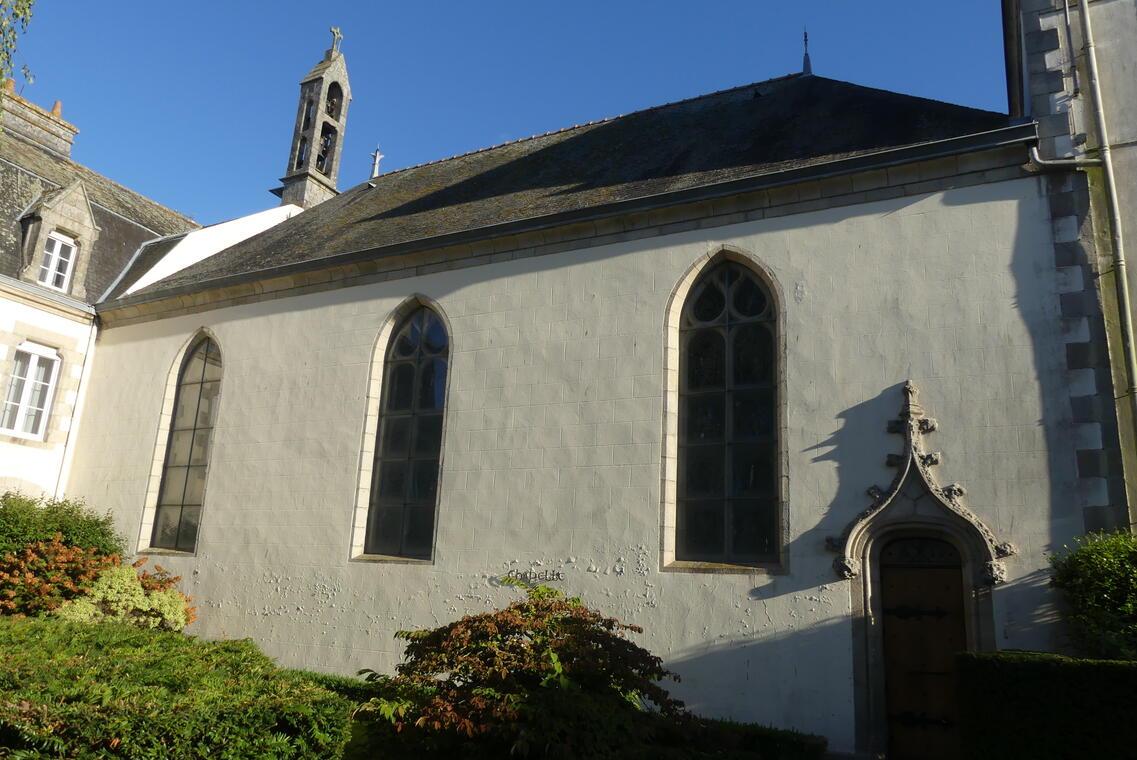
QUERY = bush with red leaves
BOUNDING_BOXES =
[359,582,683,758]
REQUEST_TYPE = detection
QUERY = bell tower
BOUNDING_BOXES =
[273,28,351,209]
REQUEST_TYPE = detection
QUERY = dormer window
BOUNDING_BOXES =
[37,232,76,292]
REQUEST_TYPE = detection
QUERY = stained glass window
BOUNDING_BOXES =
[678,261,778,563]
[152,337,221,552]
[366,308,448,558]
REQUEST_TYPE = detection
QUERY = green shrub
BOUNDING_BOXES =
[0,491,125,557]
[1049,530,1137,659]
[284,668,392,705]
[0,617,353,759]
[0,535,117,616]
[53,565,190,631]
[957,650,1137,759]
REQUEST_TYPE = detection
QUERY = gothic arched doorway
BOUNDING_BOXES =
[828,382,1015,757]
[879,536,965,759]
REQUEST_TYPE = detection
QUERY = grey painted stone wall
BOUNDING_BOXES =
[67,173,1081,754]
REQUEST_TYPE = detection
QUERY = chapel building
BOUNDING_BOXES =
[2,4,1135,757]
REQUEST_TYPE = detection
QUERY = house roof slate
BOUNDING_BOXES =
[1,129,197,238]
[113,74,1012,304]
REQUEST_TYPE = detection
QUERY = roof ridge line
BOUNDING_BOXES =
[373,71,805,181]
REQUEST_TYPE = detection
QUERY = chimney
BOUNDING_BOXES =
[1,80,79,158]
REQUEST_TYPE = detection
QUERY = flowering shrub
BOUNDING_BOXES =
[0,536,195,629]
[54,564,192,631]
[0,534,117,616]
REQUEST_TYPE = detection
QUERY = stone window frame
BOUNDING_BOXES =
[36,231,78,293]
[660,245,788,573]
[350,294,452,564]
[137,329,224,555]
[0,340,62,441]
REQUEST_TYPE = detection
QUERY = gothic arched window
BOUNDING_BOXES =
[301,99,315,132]
[325,82,343,119]
[678,260,778,563]
[316,124,337,175]
[295,136,309,170]
[366,307,448,558]
[152,336,222,552]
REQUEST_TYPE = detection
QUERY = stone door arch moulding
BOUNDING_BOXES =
[827,380,1015,586]
[826,380,1015,755]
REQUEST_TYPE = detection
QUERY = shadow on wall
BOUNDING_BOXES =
[996,566,1072,653]
[943,181,1089,548]
[666,615,853,747]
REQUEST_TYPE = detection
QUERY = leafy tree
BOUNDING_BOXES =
[1050,531,1137,659]
[0,0,32,87]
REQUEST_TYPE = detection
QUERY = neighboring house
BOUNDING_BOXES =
[4,4,1136,758]
[0,79,198,495]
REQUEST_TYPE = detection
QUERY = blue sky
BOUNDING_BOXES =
[14,1,1007,226]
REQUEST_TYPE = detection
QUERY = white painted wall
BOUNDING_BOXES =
[123,205,302,296]
[65,177,1076,753]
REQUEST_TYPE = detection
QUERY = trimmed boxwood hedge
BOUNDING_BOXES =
[0,618,352,759]
[957,650,1137,759]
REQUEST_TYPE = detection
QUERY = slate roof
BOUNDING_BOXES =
[0,129,196,238]
[114,74,1015,305]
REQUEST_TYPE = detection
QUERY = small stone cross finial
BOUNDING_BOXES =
[802,27,812,75]
[330,27,343,51]
[369,145,385,179]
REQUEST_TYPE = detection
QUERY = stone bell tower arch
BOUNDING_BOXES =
[272,27,351,209]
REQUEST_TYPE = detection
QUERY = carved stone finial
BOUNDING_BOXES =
[835,556,859,579]
[983,560,1008,585]
[900,380,925,420]
[943,483,967,501]
[330,26,344,51]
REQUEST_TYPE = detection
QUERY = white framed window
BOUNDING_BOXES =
[37,232,77,292]
[0,341,61,440]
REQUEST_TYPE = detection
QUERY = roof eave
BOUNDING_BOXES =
[99,121,1039,315]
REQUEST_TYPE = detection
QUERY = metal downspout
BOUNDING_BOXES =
[1080,0,1137,447]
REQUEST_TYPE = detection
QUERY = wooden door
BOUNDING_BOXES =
[880,537,965,760]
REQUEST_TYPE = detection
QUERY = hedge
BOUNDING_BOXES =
[957,650,1137,759]
[287,670,828,760]
[0,618,352,759]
